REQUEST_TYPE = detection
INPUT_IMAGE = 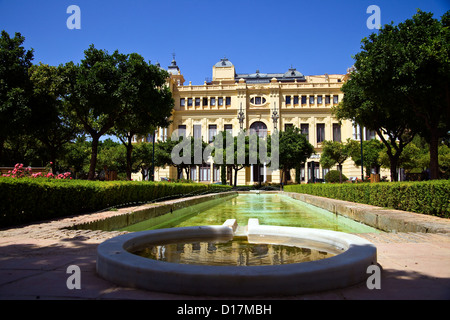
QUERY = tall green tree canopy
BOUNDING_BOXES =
[112,53,174,180]
[29,63,81,172]
[0,30,34,163]
[394,10,450,180]
[62,45,173,180]
[61,45,126,179]
[334,10,450,180]
[278,126,314,184]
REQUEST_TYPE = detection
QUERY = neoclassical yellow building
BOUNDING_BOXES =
[133,57,377,184]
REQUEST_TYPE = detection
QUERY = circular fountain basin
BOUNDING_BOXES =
[96,219,377,296]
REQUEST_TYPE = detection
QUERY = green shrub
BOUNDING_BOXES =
[0,178,232,228]
[284,180,450,218]
[324,170,348,183]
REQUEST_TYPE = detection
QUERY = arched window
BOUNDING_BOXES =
[250,121,267,138]
[250,97,266,105]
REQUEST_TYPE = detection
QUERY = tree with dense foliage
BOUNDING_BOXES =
[154,136,209,181]
[320,140,350,183]
[29,63,81,173]
[61,45,174,180]
[96,139,127,178]
[62,136,91,178]
[334,58,414,181]
[212,130,260,186]
[347,138,384,177]
[0,31,34,164]
[393,10,450,180]
[61,45,127,179]
[113,53,173,180]
[278,126,314,185]
[334,10,450,180]
[131,141,156,181]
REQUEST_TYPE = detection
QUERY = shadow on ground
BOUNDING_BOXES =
[0,236,449,300]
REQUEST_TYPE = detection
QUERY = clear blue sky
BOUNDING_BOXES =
[1,0,449,85]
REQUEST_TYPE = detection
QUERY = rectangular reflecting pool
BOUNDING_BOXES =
[119,193,380,233]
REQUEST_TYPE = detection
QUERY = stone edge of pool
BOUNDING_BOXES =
[69,191,239,232]
[281,191,450,234]
[69,190,450,235]
[96,218,377,296]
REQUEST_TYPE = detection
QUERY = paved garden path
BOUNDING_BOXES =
[0,206,449,300]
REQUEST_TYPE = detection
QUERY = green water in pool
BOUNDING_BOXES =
[119,193,379,233]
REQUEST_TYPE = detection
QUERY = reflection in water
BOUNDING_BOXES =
[120,194,380,234]
[133,238,335,266]
[172,194,379,233]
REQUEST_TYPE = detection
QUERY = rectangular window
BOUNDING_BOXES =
[325,95,331,104]
[178,125,186,137]
[365,128,376,140]
[210,97,216,106]
[202,97,208,106]
[255,97,261,105]
[293,96,299,105]
[218,97,223,106]
[193,124,202,139]
[180,98,185,107]
[199,164,210,181]
[187,98,193,106]
[300,123,309,141]
[208,124,217,143]
[309,96,315,104]
[301,96,307,105]
[317,123,325,143]
[225,97,231,106]
[213,165,220,182]
[286,96,291,105]
[284,123,293,131]
[333,95,339,104]
[195,98,200,107]
[190,165,197,181]
[224,124,233,135]
[317,96,323,104]
[333,123,341,142]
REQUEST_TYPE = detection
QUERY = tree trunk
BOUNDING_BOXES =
[0,137,5,164]
[234,166,238,187]
[429,132,440,180]
[338,164,343,183]
[87,136,99,180]
[389,155,399,182]
[50,150,57,175]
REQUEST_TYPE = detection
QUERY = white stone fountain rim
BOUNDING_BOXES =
[96,218,377,296]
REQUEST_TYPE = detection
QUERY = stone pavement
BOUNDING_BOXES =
[0,201,449,300]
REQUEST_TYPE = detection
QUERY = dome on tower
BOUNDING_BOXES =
[214,57,233,67]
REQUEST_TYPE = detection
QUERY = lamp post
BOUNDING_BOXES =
[237,102,245,130]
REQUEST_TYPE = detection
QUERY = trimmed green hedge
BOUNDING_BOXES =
[0,178,232,228]
[284,180,450,218]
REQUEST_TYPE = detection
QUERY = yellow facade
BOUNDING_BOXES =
[133,58,381,184]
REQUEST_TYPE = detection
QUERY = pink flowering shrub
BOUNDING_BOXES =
[1,163,72,179]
